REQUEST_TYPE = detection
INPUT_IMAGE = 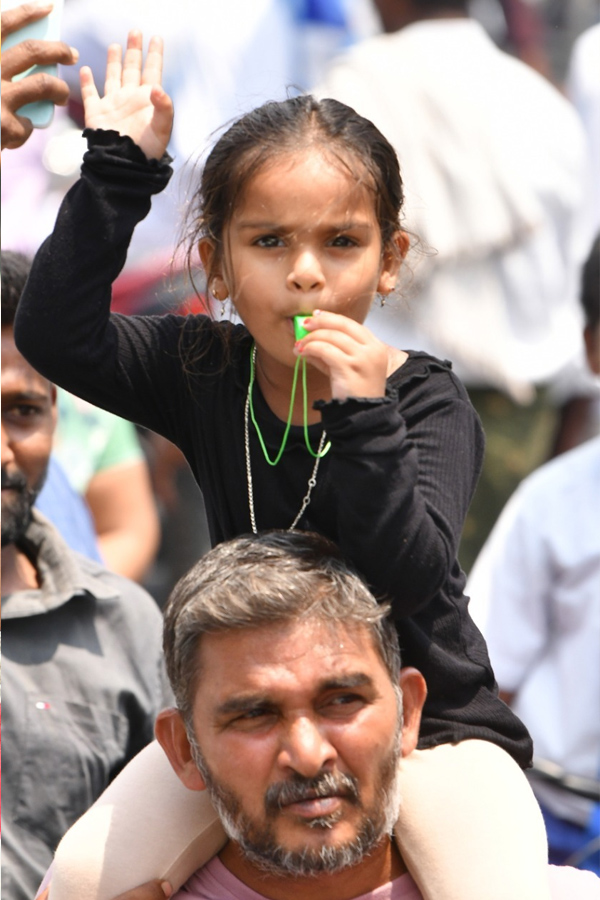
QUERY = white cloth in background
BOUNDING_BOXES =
[567,23,600,239]
[1,0,296,268]
[467,435,600,826]
[317,19,592,400]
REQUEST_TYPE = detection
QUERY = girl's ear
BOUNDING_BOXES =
[198,238,228,300]
[377,230,410,296]
[398,667,427,757]
[155,708,207,791]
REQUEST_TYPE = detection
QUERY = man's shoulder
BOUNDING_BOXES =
[74,552,162,621]
[66,551,164,654]
[549,865,600,899]
[3,513,162,633]
[74,549,156,603]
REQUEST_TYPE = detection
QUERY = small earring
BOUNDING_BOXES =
[380,294,386,308]
[220,300,227,319]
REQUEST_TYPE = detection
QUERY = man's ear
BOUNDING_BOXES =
[155,708,207,792]
[377,230,410,296]
[399,667,427,757]
[50,383,58,432]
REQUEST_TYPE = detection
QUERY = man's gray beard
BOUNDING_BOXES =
[186,695,403,878]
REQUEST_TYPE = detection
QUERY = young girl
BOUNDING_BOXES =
[16,32,550,900]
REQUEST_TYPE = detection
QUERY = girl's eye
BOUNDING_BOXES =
[330,235,357,248]
[254,235,283,248]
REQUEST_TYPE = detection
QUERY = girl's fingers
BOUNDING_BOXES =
[122,31,144,87]
[302,310,372,344]
[298,332,387,374]
[150,84,173,117]
[103,43,122,95]
[298,329,362,358]
[297,316,382,356]
[300,340,388,398]
[80,65,100,106]
[142,35,164,87]
[150,84,174,144]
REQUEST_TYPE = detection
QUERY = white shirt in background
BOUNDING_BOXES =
[468,436,600,826]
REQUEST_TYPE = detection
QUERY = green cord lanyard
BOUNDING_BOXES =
[248,343,332,466]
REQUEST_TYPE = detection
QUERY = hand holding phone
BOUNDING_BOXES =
[1,0,77,144]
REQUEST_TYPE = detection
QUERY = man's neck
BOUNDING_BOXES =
[1,542,40,595]
[219,836,407,900]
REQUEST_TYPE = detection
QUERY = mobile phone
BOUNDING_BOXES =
[2,0,65,129]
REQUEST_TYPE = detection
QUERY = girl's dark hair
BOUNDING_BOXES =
[186,94,405,283]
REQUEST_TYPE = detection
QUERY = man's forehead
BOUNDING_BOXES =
[1,330,52,397]
[196,618,390,702]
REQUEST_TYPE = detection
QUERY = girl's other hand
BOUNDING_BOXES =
[294,310,392,401]
[80,30,173,160]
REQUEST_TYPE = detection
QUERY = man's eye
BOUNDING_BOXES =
[323,693,366,714]
[237,706,276,723]
[243,707,269,719]
[254,235,283,248]
[13,405,42,418]
[228,707,277,730]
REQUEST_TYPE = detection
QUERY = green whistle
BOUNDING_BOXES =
[293,314,311,341]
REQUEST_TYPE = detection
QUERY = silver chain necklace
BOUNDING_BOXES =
[244,375,328,534]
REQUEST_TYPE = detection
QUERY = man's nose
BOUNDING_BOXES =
[287,249,325,293]
[277,716,337,777]
[1,420,15,466]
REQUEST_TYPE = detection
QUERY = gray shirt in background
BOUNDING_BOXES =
[1,511,171,900]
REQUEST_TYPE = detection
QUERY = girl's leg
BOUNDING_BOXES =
[47,738,551,900]
[48,741,225,900]
[394,740,552,900]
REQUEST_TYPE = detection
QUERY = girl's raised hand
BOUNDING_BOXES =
[80,31,173,160]
[294,310,395,401]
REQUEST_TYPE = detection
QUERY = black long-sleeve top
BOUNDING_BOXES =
[15,130,532,765]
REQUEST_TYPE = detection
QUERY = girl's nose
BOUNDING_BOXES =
[287,249,325,292]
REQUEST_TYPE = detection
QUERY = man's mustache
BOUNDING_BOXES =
[1,468,28,492]
[266,771,360,812]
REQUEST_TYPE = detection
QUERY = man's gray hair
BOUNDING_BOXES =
[163,531,401,726]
